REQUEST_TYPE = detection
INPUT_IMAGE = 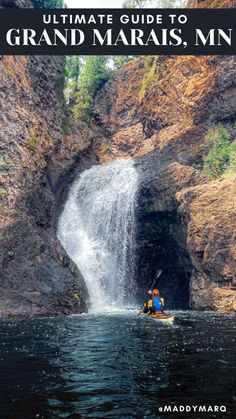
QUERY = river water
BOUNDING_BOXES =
[0,311,235,418]
[4,160,233,417]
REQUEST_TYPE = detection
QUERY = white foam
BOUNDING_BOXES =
[58,159,138,312]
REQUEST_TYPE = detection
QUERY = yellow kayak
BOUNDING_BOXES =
[140,311,175,324]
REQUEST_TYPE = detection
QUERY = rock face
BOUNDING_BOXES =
[177,178,236,312]
[134,161,209,308]
[93,1,236,312]
[95,54,236,166]
[0,55,94,316]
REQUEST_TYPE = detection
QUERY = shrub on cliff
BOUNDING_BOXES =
[139,56,158,101]
[203,126,236,179]
[224,147,236,178]
[0,187,7,200]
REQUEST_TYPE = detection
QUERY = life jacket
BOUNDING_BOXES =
[152,296,163,311]
[147,299,153,308]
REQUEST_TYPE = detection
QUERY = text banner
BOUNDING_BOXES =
[0,8,235,55]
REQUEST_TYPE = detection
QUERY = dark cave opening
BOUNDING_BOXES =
[135,185,192,310]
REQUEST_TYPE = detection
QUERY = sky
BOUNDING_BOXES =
[66,0,123,8]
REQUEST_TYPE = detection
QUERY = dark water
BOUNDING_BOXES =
[0,310,235,418]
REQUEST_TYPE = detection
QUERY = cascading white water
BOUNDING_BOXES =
[58,158,138,311]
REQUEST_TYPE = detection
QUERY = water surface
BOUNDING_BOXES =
[0,311,235,418]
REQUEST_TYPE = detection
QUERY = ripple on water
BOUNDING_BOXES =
[0,311,235,418]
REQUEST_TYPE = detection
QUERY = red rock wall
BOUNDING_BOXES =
[92,0,236,312]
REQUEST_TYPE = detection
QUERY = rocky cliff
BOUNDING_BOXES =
[0,53,95,316]
[93,3,236,312]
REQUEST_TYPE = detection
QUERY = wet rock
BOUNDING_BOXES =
[93,0,236,312]
[0,54,94,317]
[135,162,208,309]
[176,178,236,312]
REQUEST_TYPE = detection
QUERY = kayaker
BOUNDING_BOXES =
[147,288,164,314]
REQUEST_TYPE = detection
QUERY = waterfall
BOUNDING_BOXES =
[58,158,138,311]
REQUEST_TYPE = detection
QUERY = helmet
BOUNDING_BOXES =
[153,288,160,295]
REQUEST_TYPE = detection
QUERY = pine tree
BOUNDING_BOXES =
[65,56,82,105]
[73,56,111,123]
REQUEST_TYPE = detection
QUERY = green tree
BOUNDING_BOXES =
[65,56,82,104]
[32,0,65,8]
[73,56,111,123]
[203,126,236,179]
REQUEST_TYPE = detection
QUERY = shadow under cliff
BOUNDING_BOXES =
[134,152,207,310]
[135,190,191,309]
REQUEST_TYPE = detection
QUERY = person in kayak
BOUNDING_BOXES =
[147,288,164,314]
